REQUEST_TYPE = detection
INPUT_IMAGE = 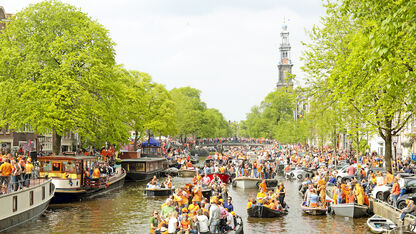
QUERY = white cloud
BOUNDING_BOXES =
[0,0,325,121]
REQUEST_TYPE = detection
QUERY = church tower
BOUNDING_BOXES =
[276,24,293,88]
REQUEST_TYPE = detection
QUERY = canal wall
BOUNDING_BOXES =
[370,198,415,232]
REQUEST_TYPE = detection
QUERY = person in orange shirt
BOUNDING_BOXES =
[0,158,12,192]
[92,167,100,179]
[192,185,203,206]
[259,179,267,192]
[180,213,191,234]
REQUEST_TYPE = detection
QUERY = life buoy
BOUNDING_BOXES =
[297,174,303,180]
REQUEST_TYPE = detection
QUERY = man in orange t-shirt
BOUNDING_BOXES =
[0,158,12,190]
[180,214,191,234]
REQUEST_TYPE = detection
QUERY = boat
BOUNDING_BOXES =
[366,215,397,233]
[190,155,199,164]
[0,178,55,232]
[120,139,168,181]
[163,167,179,176]
[144,187,173,196]
[205,173,231,183]
[247,205,288,218]
[232,177,261,189]
[330,203,369,218]
[225,215,244,234]
[301,202,327,215]
[264,179,278,188]
[178,168,197,177]
[201,187,212,200]
[38,155,126,203]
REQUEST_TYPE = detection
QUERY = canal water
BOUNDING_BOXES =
[10,165,372,233]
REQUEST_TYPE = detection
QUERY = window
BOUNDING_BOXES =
[42,186,45,200]
[30,191,34,206]
[40,161,51,172]
[135,163,145,172]
[52,162,62,172]
[49,182,54,196]
[12,196,17,212]
[63,161,76,173]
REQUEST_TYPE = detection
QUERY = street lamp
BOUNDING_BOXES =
[393,141,397,172]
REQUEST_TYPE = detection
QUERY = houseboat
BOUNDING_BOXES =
[0,178,55,232]
[120,138,168,181]
[38,155,126,203]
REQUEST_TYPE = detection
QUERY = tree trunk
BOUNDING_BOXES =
[384,130,393,173]
[133,130,138,152]
[53,131,62,155]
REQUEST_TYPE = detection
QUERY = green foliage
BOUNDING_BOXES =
[302,0,416,172]
[0,0,128,153]
[170,87,231,140]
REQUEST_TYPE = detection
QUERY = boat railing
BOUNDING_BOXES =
[0,176,47,196]
[83,176,109,189]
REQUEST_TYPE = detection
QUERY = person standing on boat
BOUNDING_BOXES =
[25,158,33,187]
[223,196,234,212]
[277,183,286,207]
[0,158,12,193]
[208,197,220,234]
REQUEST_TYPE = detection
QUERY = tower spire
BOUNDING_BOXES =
[276,21,293,88]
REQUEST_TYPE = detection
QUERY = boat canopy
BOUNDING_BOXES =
[142,138,161,147]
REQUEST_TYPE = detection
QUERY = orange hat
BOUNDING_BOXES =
[28,158,32,162]
[231,211,236,216]
[182,208,188,213]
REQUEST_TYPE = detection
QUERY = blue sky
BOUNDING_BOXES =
[0,0,325,121]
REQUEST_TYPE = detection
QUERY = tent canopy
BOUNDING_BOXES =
[142,137,161,147]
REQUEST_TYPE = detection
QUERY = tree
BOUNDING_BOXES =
[122,69,176,150]
[303,0,416,172]
[170,87,206,141]
[0,1,121,154]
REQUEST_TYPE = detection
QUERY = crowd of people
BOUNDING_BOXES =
[149,176,237,234]
[0,154,35,194]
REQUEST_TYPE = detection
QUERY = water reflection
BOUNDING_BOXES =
[10,172,370,233]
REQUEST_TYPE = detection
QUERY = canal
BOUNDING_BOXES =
[10,174,371,233]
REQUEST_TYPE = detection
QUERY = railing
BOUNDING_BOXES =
[0,175,45,195]
[372,197,416,220]
[83,177,109,189]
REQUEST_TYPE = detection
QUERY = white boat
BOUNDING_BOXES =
[0,178,55,232]
[367,215,397,233]
[232,177,261,189]
[330,203,369,218]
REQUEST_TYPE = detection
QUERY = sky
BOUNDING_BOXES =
[0,0,325,121]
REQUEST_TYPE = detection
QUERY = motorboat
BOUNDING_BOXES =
[330,203,369,218]
[232,177,261,189]
[301,201,327,215]
[366,215,397,233]
[247,205,288,218]
[178,168,197,177]
[144,187,173,196]
[205,173,231,183]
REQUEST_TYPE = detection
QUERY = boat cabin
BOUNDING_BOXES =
[38,155,102,188]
